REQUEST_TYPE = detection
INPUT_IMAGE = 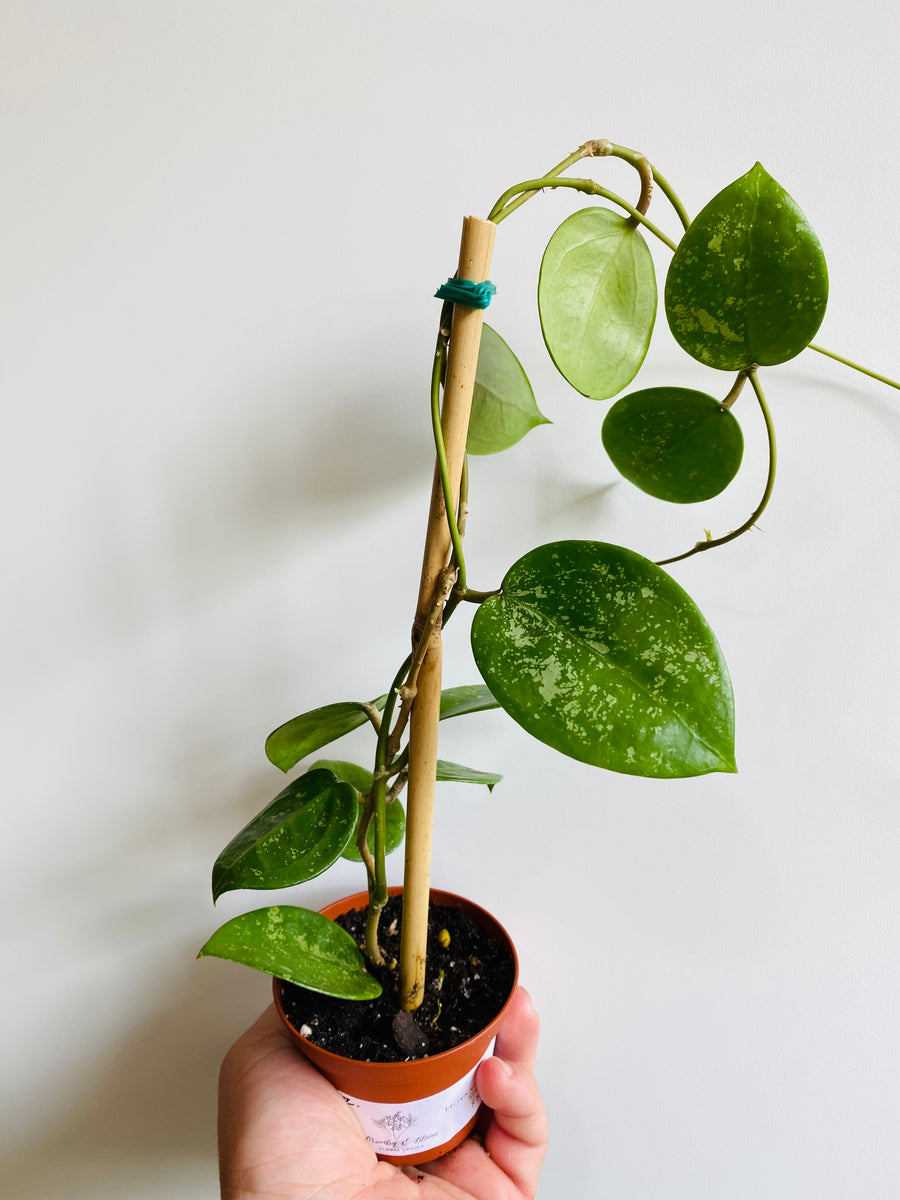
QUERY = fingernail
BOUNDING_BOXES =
[495,1056,513,1077]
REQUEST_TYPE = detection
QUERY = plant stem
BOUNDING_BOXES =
[808,342,900,391]
[455,586,501,603]
[431,335,468,592]
[488,139,690,235]
[387,567,457,762]
[648,165,690,231]
[486,144,590,224]
[381,654,413,774]
[362,702,383,734]
[489,176,677,250]
[625,153,653,227]
[360,656,412,964]
[657,367,777,566]
[589,140,690,231]
[363,771,389,965]
[387,769,408,804]
[458,455,470,541]
[720,370,748,411]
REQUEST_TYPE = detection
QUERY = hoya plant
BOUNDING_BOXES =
[199,139,895,1012]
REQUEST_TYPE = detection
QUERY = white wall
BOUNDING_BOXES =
[2,3,899,1197]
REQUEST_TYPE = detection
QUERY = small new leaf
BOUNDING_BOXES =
[468,324,549,455]
[265,696,388,773]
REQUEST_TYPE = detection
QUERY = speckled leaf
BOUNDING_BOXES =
[468,324,549,455]
[198,906,382,999]
[538,207,657,400]
[212,769,357,901]
[439,684,499,720]
[436,760,503,791]
[665,163,828,369]
[266,696,387,772]
[602,387,744,503]
[470,540,735,778]
[310,759,407,863]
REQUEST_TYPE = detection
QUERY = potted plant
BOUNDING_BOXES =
[199,138,896,1164]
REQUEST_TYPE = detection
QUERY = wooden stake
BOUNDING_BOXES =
[399,215,497,1011]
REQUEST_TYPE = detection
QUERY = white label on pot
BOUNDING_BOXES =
[340,1039,496,1159]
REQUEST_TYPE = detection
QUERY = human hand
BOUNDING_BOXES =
[218,985,547,1199]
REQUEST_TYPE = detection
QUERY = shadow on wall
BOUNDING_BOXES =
[0,738,290,1200]
[165,362,432,604]
[0,958,266,1200]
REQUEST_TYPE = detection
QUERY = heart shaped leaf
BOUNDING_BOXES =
[602,386,744,503]
[538,207,657,400]
[468,324,549,455]
[198,906,382,999]
[471,541,735,778]
[266,697,387,772]
[212,768,358,901]
[665,163,828,370]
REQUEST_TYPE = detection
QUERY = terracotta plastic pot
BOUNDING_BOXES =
[273,886,519,1166]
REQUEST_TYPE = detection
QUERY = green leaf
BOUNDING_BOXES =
[538,207,657,400]
[436,760,503,791]
[310,758,374,795]
[340,799,406,862]
[439,684,499,720]
[198,906,382,999]
[212,769,358,901]
[309,760,405,863]
[266,696,387,772]
[470,540,735,778]
[601,387,744,503]
[665,163,828,370]
[468,324,549,455]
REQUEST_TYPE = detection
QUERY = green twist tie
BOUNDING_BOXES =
[434,278,497,309]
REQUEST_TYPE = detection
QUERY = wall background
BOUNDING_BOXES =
[2,3,899,1197]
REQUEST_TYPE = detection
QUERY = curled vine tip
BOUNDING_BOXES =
[582,139,614,157]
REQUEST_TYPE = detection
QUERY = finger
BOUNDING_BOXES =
[494,987,541,1073]
[475,1054,548,1197]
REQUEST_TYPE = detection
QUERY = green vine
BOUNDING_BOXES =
[657,368,777,566]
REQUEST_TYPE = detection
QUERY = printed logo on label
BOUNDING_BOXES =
[340,1039,495,1156]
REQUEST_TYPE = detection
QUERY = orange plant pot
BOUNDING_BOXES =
[273,886,519,1166]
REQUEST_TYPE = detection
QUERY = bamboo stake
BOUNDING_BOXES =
[399,215,497,1011]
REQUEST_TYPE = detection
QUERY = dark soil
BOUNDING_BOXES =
[278,895,516,1063]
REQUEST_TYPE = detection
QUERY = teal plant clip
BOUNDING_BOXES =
[434,278,497,309]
